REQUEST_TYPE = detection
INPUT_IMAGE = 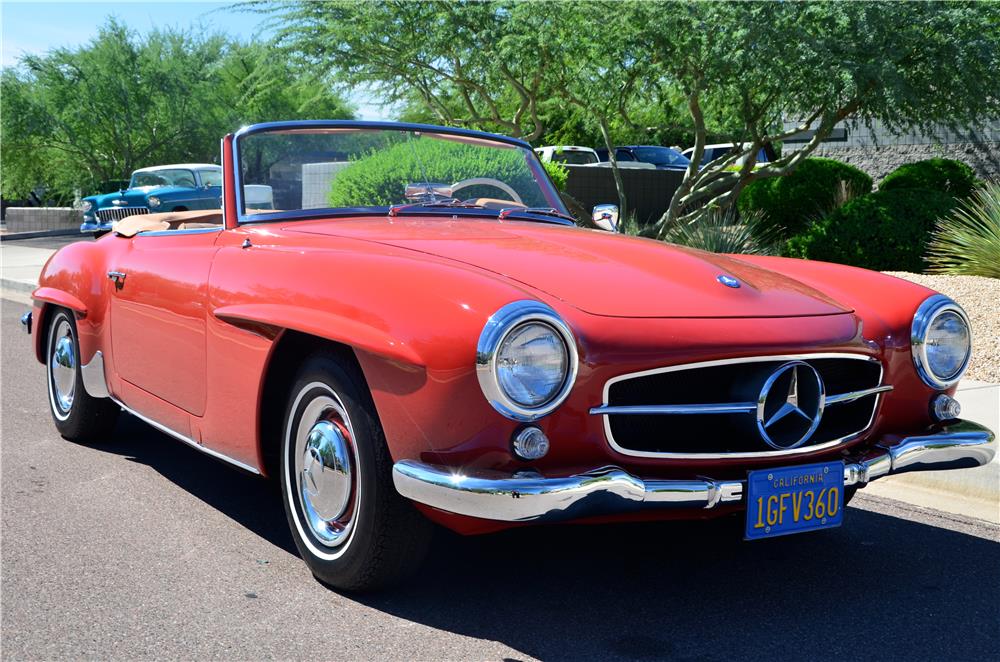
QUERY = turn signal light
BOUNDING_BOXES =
[512,427,550,461]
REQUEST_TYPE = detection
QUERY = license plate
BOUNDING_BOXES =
[745,461,844,540]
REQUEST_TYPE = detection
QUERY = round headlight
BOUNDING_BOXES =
[148,196,161,208]
[477,301,578,421]
[81,200,92,212]
[911,295,971,389]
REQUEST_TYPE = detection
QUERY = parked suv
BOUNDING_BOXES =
[681,143,770,169]
[596,146,690,171]
[533,145,600,165]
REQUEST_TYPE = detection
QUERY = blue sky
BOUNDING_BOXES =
[0,0,391,119]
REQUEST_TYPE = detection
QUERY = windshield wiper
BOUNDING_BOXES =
[387,199,487,217]
[497,207,577,225]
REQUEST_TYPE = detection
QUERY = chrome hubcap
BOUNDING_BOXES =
[294,396,357,548]
[50,319,76,414]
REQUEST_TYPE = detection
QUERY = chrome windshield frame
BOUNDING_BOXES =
[229,120,566,226]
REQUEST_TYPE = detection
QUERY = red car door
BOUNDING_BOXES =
[108,229,221,422]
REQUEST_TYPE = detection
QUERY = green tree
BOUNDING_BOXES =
[633,0,1000,235]
[1,19,352,202]
[256,0,551,141]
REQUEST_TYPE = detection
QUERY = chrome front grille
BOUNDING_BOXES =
[96,206,149,223]
[591,354,888,458]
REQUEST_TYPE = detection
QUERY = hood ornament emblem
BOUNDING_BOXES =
[717,274,740,288]
[756,361,825,450]
[112,199,127,206]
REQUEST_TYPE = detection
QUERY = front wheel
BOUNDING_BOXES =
[280,351,432,591]
[46,308,119,441]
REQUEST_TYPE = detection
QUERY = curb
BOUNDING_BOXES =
[0,277,36,294]
[0,228,85,241]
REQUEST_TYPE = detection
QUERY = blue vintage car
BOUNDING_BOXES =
[80,163,224,232]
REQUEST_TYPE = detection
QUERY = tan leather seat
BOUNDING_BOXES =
[114,210,223,237]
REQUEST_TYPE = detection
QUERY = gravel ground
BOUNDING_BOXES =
[885,272,1000,383]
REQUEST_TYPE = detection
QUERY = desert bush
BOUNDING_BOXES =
[329,138,549,207]
[880,158,978,199]
[663,206,778,255]
[737,158,872,237]
[784,188,956,272]
[926,181,1000,277]
[542,160,569,191]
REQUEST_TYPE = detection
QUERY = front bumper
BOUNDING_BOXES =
[392,420,996,523]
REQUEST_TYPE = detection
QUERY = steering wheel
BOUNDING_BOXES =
[451,177,524,205]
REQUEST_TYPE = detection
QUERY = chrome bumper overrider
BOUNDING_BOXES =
[392,420,996,523]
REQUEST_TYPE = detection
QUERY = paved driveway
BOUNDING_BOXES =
[1,299,998,660]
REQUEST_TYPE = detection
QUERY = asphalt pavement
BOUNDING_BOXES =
[2,298,998,661]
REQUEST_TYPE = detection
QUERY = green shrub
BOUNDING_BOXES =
[737,158,872,237]
[663,207,778,255]
[329,138,548,207]
[926,181,1000,277]
[784,188,957,272]
[542,160,569,191]
[880,158,978,198]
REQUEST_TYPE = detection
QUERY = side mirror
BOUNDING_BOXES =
[592,204,619,232]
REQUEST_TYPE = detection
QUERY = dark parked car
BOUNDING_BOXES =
[596,145,691,171]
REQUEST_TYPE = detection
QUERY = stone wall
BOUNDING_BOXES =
[4,207,81,233]
[805,142,1000,186]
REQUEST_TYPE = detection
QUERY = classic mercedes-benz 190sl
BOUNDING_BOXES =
[24,121,995,590]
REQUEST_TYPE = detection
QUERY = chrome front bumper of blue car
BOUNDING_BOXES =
[392,420,996,523]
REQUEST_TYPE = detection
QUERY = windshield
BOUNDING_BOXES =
[130,169,197,188]
[236,126,565,221]
[633,147,690,167]
[551,150,597,165]
[198,169,223,187]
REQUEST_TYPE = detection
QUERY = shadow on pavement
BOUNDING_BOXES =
[90,412,999,661]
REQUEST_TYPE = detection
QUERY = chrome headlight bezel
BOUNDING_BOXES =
[147,196,161,208]
[476,300,578,421]
[911,294,972,390]
[80,200,93,212]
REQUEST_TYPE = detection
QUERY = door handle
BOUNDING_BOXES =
[107,270,126,289]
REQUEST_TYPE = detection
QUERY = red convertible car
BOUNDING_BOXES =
[23,121,995,590]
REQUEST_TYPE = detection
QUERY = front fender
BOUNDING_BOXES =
[32,237,119,365]
[213,303,425,366]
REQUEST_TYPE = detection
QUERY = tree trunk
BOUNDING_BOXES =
[598,117,627,227]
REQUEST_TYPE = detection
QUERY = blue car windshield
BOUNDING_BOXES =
[634,147,690,167]
[130,169,197,188]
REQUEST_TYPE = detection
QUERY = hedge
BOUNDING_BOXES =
[783,188,957,272]
[328,138,550,208]
[737,158,872,237]
[879,158,978,199]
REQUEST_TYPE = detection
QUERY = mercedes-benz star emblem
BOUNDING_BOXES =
[756,361,825,450]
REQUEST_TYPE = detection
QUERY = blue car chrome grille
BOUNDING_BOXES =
[96,206,149,223]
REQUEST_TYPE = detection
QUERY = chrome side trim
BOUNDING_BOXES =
[595,353,885,459]
[137,227,222,238]
[111,397,261,474]
[80,350,110,398]
[394,420,996,522]
[590,403,756,415]
[824,384,894,405]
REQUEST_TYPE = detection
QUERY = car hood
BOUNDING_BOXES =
[88,185,189,206]
[286,218,852,319]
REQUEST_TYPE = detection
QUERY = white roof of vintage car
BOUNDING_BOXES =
[132,163,220,172]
